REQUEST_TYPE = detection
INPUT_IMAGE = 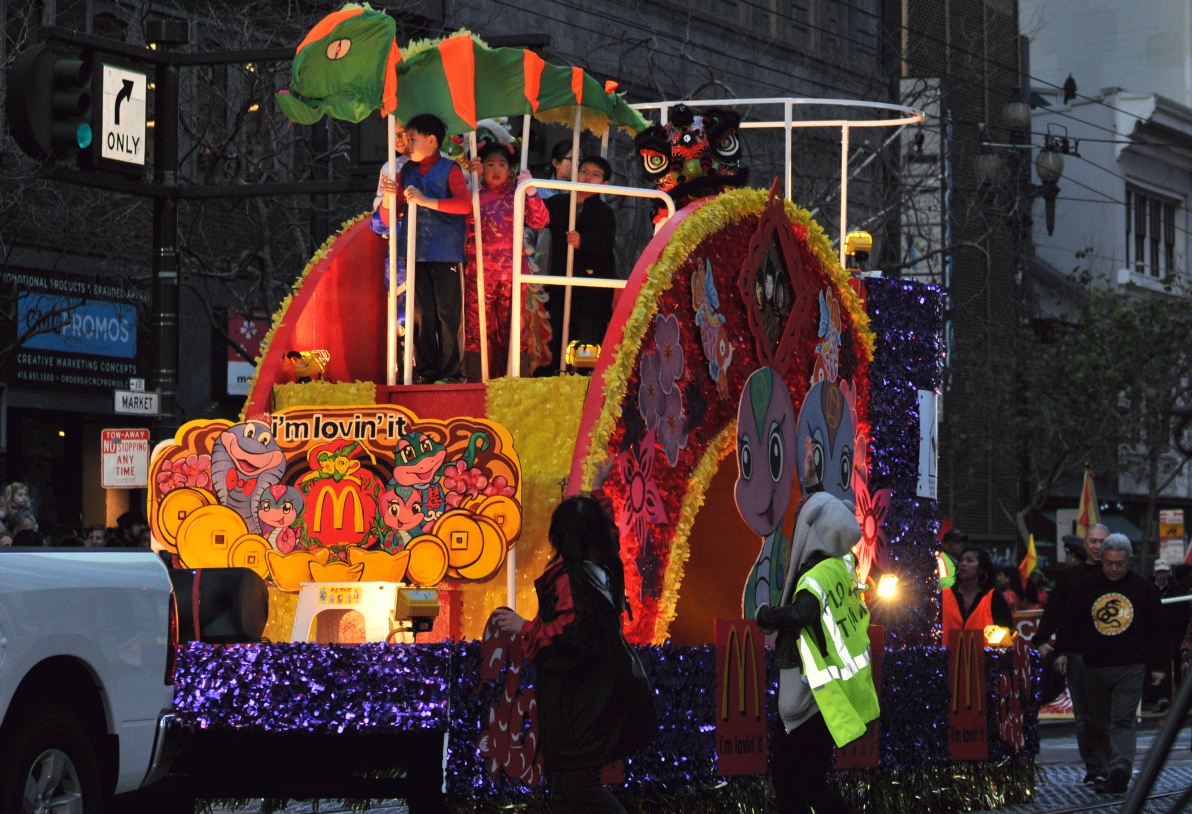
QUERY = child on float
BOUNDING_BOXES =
[463,141,552,379]
[539,155,616,375]
[375,113,471,384]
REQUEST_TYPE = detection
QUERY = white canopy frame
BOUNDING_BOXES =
[629,98,924,267]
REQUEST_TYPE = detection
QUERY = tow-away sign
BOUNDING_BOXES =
[100,64,147,166]
[101,429,149,488]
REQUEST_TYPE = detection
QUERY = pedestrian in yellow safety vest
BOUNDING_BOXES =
[937,528,968,590]
[756,441,879,814]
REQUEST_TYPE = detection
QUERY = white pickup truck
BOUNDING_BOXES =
[0,549,179,813]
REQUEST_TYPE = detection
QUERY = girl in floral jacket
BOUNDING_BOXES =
[465,142,552,379]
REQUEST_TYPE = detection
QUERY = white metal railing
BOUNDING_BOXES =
[630,97,924,267]
[508,178,676,380]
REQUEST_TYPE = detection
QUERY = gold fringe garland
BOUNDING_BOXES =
[239,213,369,421]
[651,421,737,643]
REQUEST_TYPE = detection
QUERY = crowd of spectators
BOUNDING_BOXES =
[0,481,153,550]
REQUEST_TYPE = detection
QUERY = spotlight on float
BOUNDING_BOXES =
[844,230,872,273]
[876,573,898,600]
[983,624,1016,647]
[565,341,601,371]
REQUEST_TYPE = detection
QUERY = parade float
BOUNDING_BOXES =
[153,6,1041,812]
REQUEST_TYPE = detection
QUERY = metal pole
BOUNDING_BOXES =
[600,128,609,159]
[520,113,531,171]
[839,123,850,268]
[152,56,179,440]
[784,99,792,200]
[559,105,582,372]
[470,131,488,381]
[386,115,398,386]
[506,546,517,611]
[403,202,417,386]
[1121,657,1192,813]
[513,113,532,377]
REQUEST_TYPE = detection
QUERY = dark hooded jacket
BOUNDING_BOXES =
[521,500,657,771]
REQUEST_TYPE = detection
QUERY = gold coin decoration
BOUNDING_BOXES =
[406,535,449,585]
[347,546,411,583]
[175,505,249,569]
[456,514,507,580]
[229,534,271,579]
[478,495,522,544]
[157,487,214,547]
[433,510,485,569]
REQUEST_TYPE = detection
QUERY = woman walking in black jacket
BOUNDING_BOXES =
[492,480,657,813]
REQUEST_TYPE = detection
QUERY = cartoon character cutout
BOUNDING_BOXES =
[211,418,287,534]
[812,289,842,384]
[735,367,796,619]
[377,482,425,553]
[258,484,305,553]
[795,380,856,507]
[392,430,489,532]
[692,258,734,399]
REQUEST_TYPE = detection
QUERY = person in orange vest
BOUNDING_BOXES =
[942,546,1014,643]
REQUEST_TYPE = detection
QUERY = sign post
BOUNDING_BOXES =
[1160,509,1186,564]
[101,428,149,488]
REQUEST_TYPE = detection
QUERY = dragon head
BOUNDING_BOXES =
[634,105,749,206]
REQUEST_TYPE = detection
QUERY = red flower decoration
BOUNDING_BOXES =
[444,460,489,506]
[616,427,669,545]
[156,462,186,493]
[482,475,515,498]
[853,471,891,586]
[156,454,212,493]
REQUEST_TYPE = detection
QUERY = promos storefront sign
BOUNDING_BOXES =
[2,269,148,392]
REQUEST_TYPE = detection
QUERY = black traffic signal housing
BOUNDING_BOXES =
[7,42,94,161]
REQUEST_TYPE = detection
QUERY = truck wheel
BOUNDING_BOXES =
[0,704,104,814]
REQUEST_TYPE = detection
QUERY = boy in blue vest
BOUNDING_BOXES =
[377,113,472,383]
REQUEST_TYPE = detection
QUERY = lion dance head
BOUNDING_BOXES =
[633,104,749,207]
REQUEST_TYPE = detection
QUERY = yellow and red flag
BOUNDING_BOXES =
[1019,534,1037,588]
[1077,469,1100,538]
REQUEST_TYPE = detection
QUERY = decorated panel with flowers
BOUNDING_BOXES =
[148,405,520,598]
[576,186,874,643]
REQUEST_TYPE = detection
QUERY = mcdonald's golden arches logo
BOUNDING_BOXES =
[720,623,763,722]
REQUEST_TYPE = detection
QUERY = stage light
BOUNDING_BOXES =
[876,574,898,599]
[983,624,1015,646]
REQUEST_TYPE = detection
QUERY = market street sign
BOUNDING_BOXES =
[115,389,159,416]
[101,428,149,488]
[99,63,147,166]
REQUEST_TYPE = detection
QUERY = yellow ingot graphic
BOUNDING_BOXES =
[347,546,411,582]
[457,514,507,580]
[433,510,485,569]
[406,535,449,586]
[230,534,271,579]
[310,560,365,582]
[158,487,214,547]
[267,548,333,592]
[478,495,522,544]
[176,505,248,568]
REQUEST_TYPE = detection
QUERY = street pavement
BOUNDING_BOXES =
[994,718,1192,814]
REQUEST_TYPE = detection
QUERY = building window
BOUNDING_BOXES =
[1127,187,1180,278]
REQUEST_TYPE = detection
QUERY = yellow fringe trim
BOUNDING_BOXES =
[272,381,378,410]
[652,422,738,643]
[239,213,369,421]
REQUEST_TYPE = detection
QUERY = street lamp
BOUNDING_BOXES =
[1002,87,1032,134]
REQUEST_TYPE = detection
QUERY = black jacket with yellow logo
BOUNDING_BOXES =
[1062,570,1171,671]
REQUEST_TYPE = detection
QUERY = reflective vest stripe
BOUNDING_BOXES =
[798,577,870,687]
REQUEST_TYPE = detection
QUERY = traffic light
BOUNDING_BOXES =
[7,42,94,161]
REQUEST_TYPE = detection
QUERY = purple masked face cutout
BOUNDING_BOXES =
[794,380,856,505]
[735,367,796,536]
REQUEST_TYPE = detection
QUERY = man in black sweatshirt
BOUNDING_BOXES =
[1056,534,1169,796]
[1035,525,1108,786]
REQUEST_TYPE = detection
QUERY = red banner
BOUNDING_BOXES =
[835,624,884,768]
[714,618,768,775]
[1012,609,1043,642]
[947,629,988,760]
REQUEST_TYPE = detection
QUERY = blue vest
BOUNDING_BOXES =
[398,156,466,263]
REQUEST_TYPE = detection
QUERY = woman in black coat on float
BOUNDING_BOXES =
[492,464,657,814]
